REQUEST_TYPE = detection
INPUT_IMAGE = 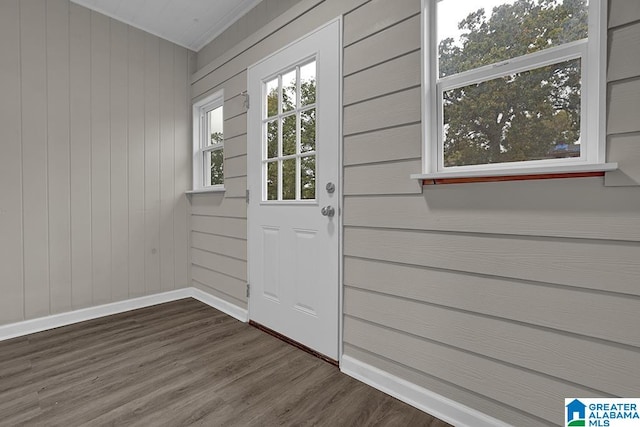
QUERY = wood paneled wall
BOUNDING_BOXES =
[195,0,302,71]
[607,2,640,185]
[0,0,193,325]
[193,0,640,425]
[341,0,640,425]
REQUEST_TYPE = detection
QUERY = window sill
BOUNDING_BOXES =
[411,163,618,185]
[186,187,226,195]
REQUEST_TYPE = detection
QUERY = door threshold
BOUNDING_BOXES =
[249,320,339,367]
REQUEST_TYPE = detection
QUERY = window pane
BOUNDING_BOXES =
[282,69,297,113]
[443,58,581,167]
[209,149,224,185]
[301,155,316,200]
[267,120,278,159]
[282,158,296,200]
[282,114,296,156]
[267,161,278,200]
[206,106,223,146]
[300,108,315,153]
[437,0,588,77]
[300,61,316,106]
[266,78,278,118]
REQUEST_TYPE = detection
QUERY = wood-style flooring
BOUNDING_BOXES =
[0,298,451,426]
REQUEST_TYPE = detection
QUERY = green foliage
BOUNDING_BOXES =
[439,0,587,167]
[266,78,316,200]
[211,131,223,145]
[210,149,223,186]
[209,131,224,186]
[300,155,316,199]
[267,87,278,117]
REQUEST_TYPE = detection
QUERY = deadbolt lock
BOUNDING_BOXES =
[326,182,335,194]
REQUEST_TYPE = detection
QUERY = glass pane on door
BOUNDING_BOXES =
[301,155,315,200]
[282,69,297,113]
[282,114,297,157]
[262,59,317,201]
[282,158,296,200]
[266,161,278,200]
[300,61,316,106]
[266,78,279,117]
[300,108,315,153]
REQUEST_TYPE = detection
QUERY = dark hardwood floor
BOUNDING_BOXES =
[0,298,451,426]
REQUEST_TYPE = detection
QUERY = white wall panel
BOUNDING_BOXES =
[21,0,50,319]
[0,0,24,324]
[110,18,130,302]
[128,27,147,299]
[69,2,93,309]
[47,0,72,315]
[609,0,640,27]
[144,33,161,296]
[160,40,176,292]
[0,0,193,326]
[343,0,420,45]
[173,47,192,290]
[90,11,112,305]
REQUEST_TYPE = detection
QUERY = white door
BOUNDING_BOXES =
[247,20,340,360]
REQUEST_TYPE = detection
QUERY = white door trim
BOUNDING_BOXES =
[245,17,343,363]
[336,16,344,365]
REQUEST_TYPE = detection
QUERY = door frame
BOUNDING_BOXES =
[245,17,344,363]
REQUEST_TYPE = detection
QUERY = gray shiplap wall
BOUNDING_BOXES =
[341,1,640,426]
[195,0,302,71]
[191,0,640,425]
[0,0,193,325]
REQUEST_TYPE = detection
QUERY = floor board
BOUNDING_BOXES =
[0,298,451,426]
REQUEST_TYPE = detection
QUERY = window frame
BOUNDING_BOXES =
[192,89,224,191]
[419,0,612,179]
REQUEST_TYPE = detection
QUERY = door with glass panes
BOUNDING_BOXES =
[247,20,340,360]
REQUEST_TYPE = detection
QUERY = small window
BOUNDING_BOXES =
[422,0,607,177]
[193,90,224,190]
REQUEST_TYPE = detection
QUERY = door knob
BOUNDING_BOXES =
[321,206,335,217]
[326,182,335,194]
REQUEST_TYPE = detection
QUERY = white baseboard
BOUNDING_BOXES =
[0,289,191,342]
[340,355,511,427]
[0,287,248,342]
[190,287,248,322]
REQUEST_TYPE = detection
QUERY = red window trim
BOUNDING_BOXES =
[422,171,605,185]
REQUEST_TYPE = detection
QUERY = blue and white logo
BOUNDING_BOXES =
[567,399,587,426]
[565,398,640,427]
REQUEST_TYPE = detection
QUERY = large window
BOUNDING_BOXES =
[422,0,608,177]
[193,90,224,190]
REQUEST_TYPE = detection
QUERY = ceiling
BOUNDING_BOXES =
[71,0,262,51]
